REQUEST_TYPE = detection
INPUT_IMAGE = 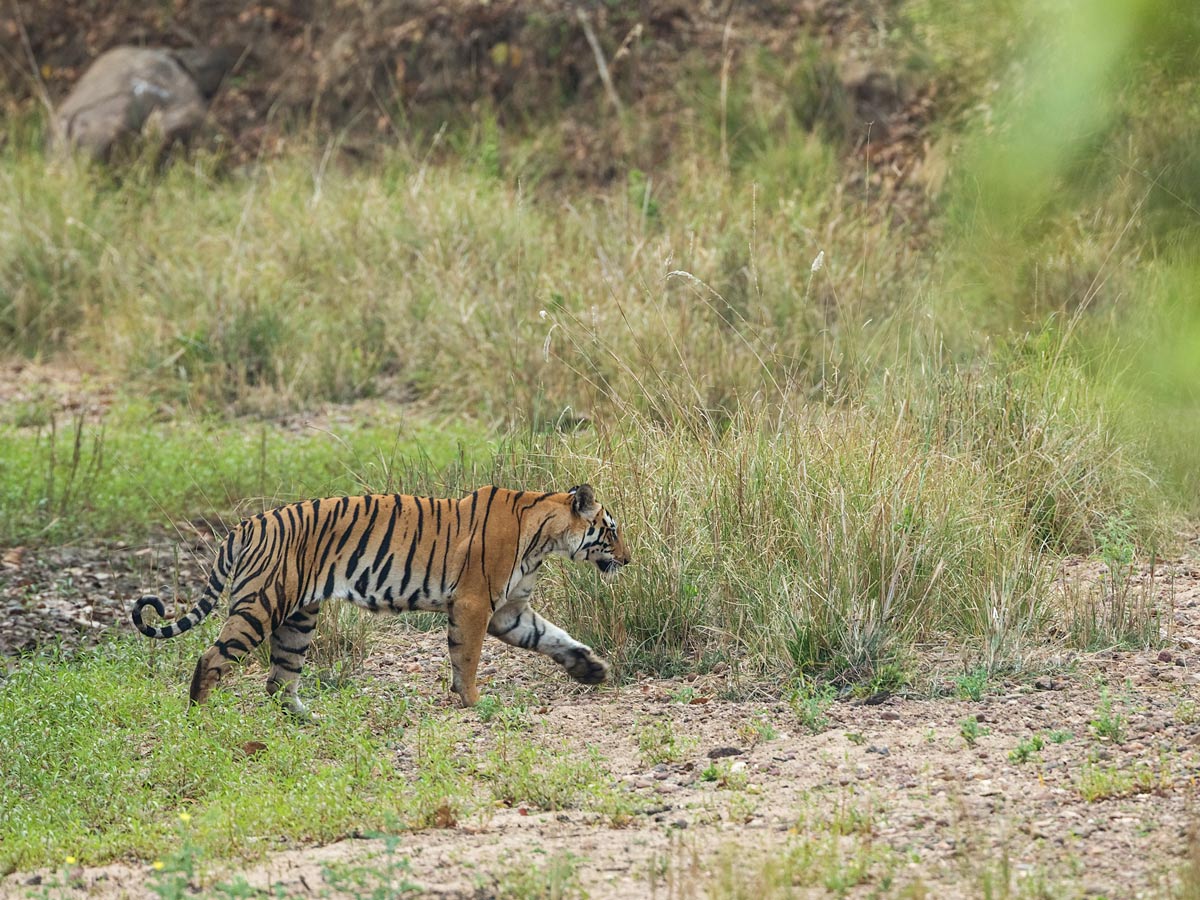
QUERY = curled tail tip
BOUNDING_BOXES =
[131,594,168,636]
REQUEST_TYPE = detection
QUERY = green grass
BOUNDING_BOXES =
[1007,734,1045,764]
[1075,759,1171,803]
[534,406,1054,684]
[0,633,636,872]
[700,832,898,898]
[492,851,587,900]
[954,667,992,701]
[0,401,489,544]
[960,717,988,748]
[788,677,837,734]
[636,719,697,767]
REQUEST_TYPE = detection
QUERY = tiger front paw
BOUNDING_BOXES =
[563,647,609,685]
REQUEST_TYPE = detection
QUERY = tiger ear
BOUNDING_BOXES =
[569,484,599,518]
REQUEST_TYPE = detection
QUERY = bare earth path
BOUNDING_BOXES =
[3,546,1199,898]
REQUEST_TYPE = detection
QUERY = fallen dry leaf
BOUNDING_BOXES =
[433,802,457,829]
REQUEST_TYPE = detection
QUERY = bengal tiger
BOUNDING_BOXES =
[131,484,629,717]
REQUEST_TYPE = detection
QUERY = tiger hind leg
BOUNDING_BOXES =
[265,603,320,720]
[487,603,610,686]
[189,593,274,706]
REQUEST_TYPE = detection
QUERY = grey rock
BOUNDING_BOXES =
[51,45,239,160]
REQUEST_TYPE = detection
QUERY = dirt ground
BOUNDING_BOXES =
[2,537,1200,898]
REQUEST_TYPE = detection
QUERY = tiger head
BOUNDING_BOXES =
[565,484,630,582]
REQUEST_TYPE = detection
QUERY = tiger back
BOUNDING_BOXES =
[131,484,629,716]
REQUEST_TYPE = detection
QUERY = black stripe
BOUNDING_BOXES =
[494,611,523,635]
[354,568,371,597]
[478,488,499,597]
[397,496,423,595]
[371,497,402,571]
[233,609,266,640]
[345,498,382,578]
[334,501,362,555]
[375,553,394,589]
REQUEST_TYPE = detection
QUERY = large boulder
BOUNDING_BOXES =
[50,45,238,160]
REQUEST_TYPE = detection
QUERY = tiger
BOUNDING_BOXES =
[131,484,629,717]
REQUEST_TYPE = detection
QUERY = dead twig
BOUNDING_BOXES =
[9,1,55,120]
[576,8,622,115]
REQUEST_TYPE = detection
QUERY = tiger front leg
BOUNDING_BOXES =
[446,595,491,706]
[265,603,320,721]
[487,603,609,686]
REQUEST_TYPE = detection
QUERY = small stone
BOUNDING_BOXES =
[707,747,742,759]
[866,745,890,756]
[879,711,901,721]
[1158,650,1174,663]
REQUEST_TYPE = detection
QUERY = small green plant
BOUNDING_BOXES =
[1047,729,1072,744]
[637,719,697,766]
[475,695,503,720]
[1098,514,1136,571]
[1007,734,1045,763]
[1076,762,1135,802]
[669,685,697,704]
[787,677,836,734]
[146,813,200,900]
[846,731,867,745]
[628,168,661,225]
[1090,689,1127,743]
[960,717,989,747]
[736,714,777,745]
[954,666,991,701]
[493,851,586,899]
[321,834,420,899]
[825,798,876,837]
[1076,754,1171,803]
[1176,700,1198,726]
[475,695,533,730]
[702,759,749,791]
